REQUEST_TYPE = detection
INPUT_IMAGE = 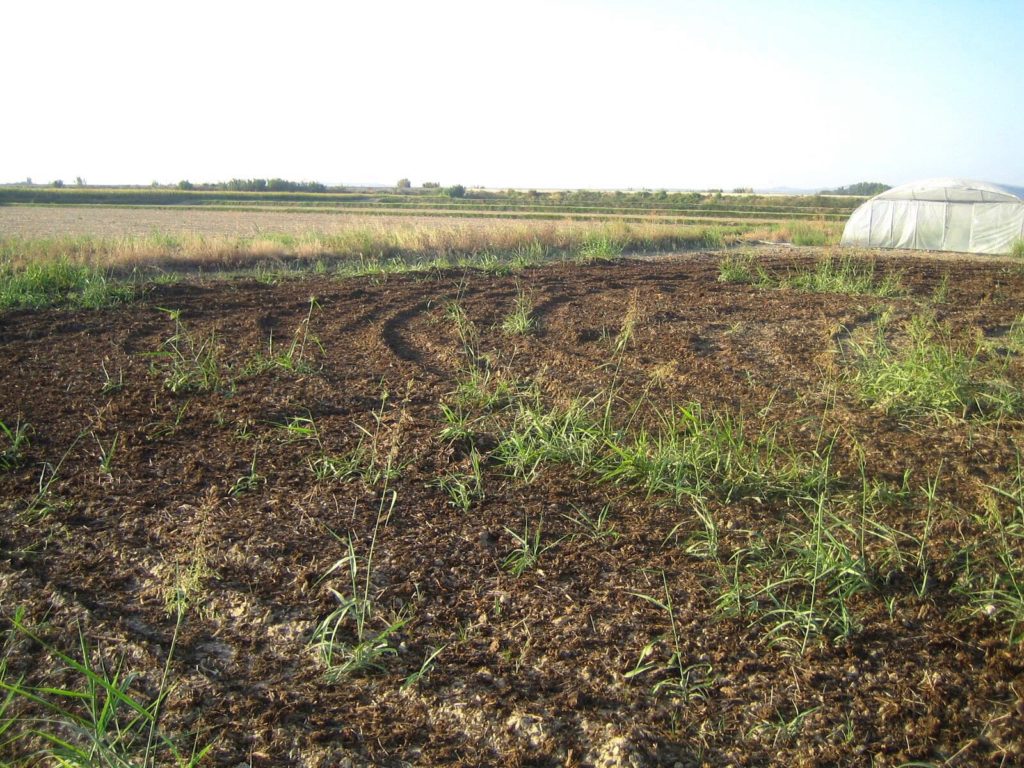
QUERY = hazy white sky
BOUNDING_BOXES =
[3,0,1022,190]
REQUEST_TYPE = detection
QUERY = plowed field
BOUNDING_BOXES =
[2,247,1023,766]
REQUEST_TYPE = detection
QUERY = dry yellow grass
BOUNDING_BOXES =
[0,207,755,272]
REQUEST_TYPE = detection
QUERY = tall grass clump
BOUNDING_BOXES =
[148,309,227,394]
[1011,238,1024,259]
[788,221,832,246]
[600,402,828,504]
[576,233,624,261]
[493,397,604,483]
[0,259,134,309]
[1,220,749,277]
[958,459,1024,642]
[500,282,536,336]
[845,312,1022,418]
[718,252,768,285]
[310,491,409,679]
[780,256,903,297]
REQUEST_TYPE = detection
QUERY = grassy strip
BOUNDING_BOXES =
[0,221,752,281]
[0,260,135,309]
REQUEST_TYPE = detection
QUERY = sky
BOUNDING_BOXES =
[3,0,1023,191]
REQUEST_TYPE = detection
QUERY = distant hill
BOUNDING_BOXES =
[820,181,891,196]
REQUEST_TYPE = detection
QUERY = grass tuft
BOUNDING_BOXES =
[310,492,409,679]
[0,260,134,309]
[845,312,1022,418]
[780,257,903,296]
[0,608,212,766]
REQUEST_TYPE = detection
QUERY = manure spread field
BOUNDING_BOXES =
[1,247,1023,766]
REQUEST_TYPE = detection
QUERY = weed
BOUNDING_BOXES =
[959,457,1024,642]
[748,703,822,747]
[246,296,323,375]
[992,314,1024,357]
[100,361,125,395]
[613,289,641,356]
[718,252,768,285]
[314,400,406,489]
[149,309,227,394]
[94,431,120,477]
[502,516,557,576]
[600,402,825,505]
[24,432,85,519]
[0,418,31,470]
[229,451,265,496]
[780,257,903,296]
[163,543,214,619]
[674,496,720,560]
[445,300,478,359]
[1011,238,1024,259]
[277,414,320,442]
[930,273,950,304]
[310,491,409,679]
[0,609,211,766]
[563,503,619,544]
[845,312,1022,418]
[149,400,192,441]
[493,397,602,483]
[500,281,536,336]
[435,449,485,511]
[452,365,514,412]
[401,645,446,691]
[437,403,477,444]
[718,488,873,651]
[627,573,714,701]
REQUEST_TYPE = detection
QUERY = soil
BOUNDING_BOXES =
[1,246,1023,767]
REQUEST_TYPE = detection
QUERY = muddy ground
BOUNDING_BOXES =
[1,247,1023,766]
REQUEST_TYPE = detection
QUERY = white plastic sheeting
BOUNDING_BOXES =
[840,178,1024,255]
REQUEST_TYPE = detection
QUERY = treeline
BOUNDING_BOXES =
[458,188,861,210]
[820,181,890,196]
[178,178,329,193]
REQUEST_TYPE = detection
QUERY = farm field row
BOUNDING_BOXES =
[0,187,863,220]
[1,246,1022,765]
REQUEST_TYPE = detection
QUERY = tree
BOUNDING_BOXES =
[445,184,466,198]
[75,177,86,187]
[178,180,194,190]
[422,181,440,189]
[821,181,890,196]
[396,178,411,189]
[52,179,64,188]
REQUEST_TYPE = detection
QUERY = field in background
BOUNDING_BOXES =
[0,185,862,222]
[0,192,844,276]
